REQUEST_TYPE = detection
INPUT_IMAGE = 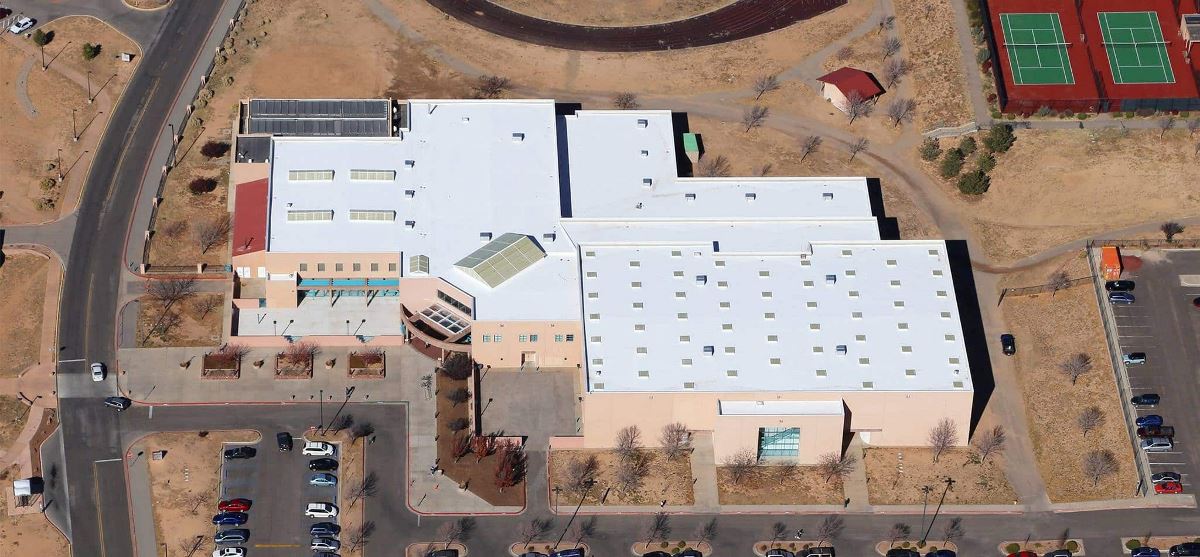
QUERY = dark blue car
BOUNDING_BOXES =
[1137,415,1164,427]
[212,512,248,526]
[1132,394,1162,407]
[1132,547,1161,557]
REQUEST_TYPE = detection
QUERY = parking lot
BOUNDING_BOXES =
[219,434,342,552]
[1104,249,1200,494]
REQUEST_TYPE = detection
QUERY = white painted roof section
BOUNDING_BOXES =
[561,110,872,219]
[581,240,971,393]
[719,400,845,416]
[563,219,881,254]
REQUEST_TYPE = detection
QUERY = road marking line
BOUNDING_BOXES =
[57,359,85,364]
[93,458,121,463]
[254,544,301,548]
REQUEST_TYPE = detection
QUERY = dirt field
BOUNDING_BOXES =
[136,293,224,348]
[0,254,48,378]
[136,430,259,556]
[548,449,695,506]
[491,0,730,26]
[0,396,28,452]
[0,466,69,557]
[716,464,842,505]
[934,129,1200,265]
[864,447,1017,505]
[999,252,1139,501]
[893,0,972,129]
[0,17,138,225]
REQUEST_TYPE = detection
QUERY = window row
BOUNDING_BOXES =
[480,334,575,343]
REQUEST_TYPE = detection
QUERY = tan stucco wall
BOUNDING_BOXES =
[713,413,845,464]
[262,252,402,278]
[822,83,850,113]
[471,320,583,368]
[581,389,972,462]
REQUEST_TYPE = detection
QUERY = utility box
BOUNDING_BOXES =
[682,133,701,164]
[1101,245,1122,280]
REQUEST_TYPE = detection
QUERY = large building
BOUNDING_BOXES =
[227,98,974,463]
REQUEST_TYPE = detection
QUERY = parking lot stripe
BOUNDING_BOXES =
[254,544,301,548]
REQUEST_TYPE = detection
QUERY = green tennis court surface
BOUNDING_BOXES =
[1000,13,1075,85]
[1099,11,1175,84]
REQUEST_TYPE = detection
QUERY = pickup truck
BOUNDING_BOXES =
[1138,425,1175,439]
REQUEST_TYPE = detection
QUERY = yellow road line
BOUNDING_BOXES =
[92,461,108,557]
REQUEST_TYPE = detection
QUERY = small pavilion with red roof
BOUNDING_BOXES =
[816,67,885,113]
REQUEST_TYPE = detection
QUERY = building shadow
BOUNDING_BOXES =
[945,240,994,436]
[671,112,693,177]
[553,102,582,218]
[866,178,900,240]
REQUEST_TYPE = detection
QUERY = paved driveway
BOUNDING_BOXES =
[479,369,579,443]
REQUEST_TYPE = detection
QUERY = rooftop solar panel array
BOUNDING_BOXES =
[454,233,546,288]
[246,118,390,136]
[249,99,389,119]
[245,99,392,137]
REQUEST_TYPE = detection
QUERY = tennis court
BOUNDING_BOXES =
[1098,11,1175,84]
[999,13,1075,85]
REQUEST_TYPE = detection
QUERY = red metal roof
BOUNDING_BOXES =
[232,178,269,256]
[817,67,884,99]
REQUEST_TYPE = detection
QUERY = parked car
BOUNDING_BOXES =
[429,550,461,557]
[643,552,672,557]
[764,550,794,557]
[1132,394,1161,407]
[1006,552,1037,557]
[799,548,835,557]
[8,16,34,34]
[304,502,338,518]
[678,551,703,557]
[223,446,256,460]
[1105,280,1135,292]
[310,522,341,536]
[1132,547,1162,557]
[1001,333,1016,355]
[1138,426,1176,439]
[925,551,956,557]
[213,529,249,544]
[1043,551,1071,557]
[1141,437,1175,452]
[310,473,338,486]
[103,396,131,411]
[1170,542,1200,556]
[218,499,251,512]
[314,553,341,557]
[308,458,338,471]
[520,553,549,557]
[886,550,920,557]
[1193,297,1200,310]
[302,441,335,456]
[277,431,293,451]
[1137,415,1164,427]
[1109,291,1136,304]
[1124,352,1148,365]
[211,512,248,526]
[91,362,105,382]
[549,549,585,557]
[212,548,245,557]
[1156,481,1184,494]
[1152,472,1182,484]
[311,537,341,551]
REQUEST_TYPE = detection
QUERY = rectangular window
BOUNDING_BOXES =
[353,263,361,272]
[370,263,379,272]
[758,427,800,458]
[554,334,564,342]
[287,210,334,222]
[530,334,539,342]
[632,302,644,309]
[349,210,397,222]
[519,335,528,343]
[494,335,502,342]
[586,271,598,279]
[335,263,344,272]
[318,263,326,272]
[349,169,396,181]
[767,335,778,343]
[565,334,574,341]
[481,335,491,342]
[288,169,334,181]
[299,263,308,272]
[437,290,473,316]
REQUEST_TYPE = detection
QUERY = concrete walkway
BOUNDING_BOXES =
[843,435,870,512]
[125,444,156,557]
[689,432,719,512]
[15,55,37,117]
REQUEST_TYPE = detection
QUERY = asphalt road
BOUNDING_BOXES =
[47,1,226,554]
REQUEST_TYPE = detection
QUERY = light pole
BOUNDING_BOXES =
[554,479,595,549]
[319,388,324,430]
[918,484,934,539]
[39,43,45,70]
[71,108,78,142]
[167,123,176,167]
[86,70,92,103]
[56,148,63,181]
[322,386,355,434]
[920,477,955,545]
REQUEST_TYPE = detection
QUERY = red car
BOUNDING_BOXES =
[218,499,252,512]
[1006,553,1037,557]
[1155,481,1184,494]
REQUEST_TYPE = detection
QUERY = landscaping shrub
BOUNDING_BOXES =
[1181,111,1191,118]
[986,93,998,103]
[977,152,996,173]
[983,124,1016,153]
[959,136,977,156]
[188,177,218,195]
[441,352,473,380]
[1035,105,1053,117]
[1125,540,1141,550]
[32,29,51,46]
[1065,541,1079,552]
[660,542,669,549]
[82,43,101,60]
[1006,543,1021,554]
[939,148,965,178]
[976,48,990,63]
[990,109,1002,119]
[919,137,942,162]
[1076,113,1089,120]
[957,169,990,195]
[39,178,57,192]
[200,140,230,158]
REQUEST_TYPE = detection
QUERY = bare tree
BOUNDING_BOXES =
[723,448,757,484]
[885,98,917,127]
[520,517,554,545]
[194,214,232,254]
[564,454,600,496]
[770,521,788,542]
[643,512,671,549]
[816,451,857,483]
[742,104,769,132]
[888,522,911,547]
[1161,221,1184,242]
[192,295,221,318]
[473,75,511,99]
[1048,270,1071,296]
[330,412,354,433]
[452,433,473,462]
[696,153,732,177]
[148,310,183,340]
[177,536,204,557]
[753,74,781,100]
[972,425,1006,463]
[696,517,718,544]
[845,90,873,125]
[928,418,959,462]
[836,45,853,60]
[615,425,643,462]
[1188,118,1200,137]
[437,517,475,548]
[349,471,379,507]
[350,421,375,443]
[815,515,845,546]
[774,460,798,485]
[349,520,376,552]
[1059,353,1093,385]
[1078,405,1104,437]
[1158,115,1176,139]
[660,422,691,461]
[146,277,197,307]
[494,442,526,491]
[878,15,896,32]
[881,36,902,59]
[615,455,649,493]
[1083,449,1118,486]
[570,516,597,547]
[942,517,965,544]
[848,137,870,162]
[613,92,640,109]
[883,57,912,87]
[755,162,773,176]
[446,386,470,406]
[800,135,822,162]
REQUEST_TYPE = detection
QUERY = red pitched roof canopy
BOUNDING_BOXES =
[232,178,269,256]
[816,67,884,99]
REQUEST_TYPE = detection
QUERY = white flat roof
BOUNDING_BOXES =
[719,400,845,416]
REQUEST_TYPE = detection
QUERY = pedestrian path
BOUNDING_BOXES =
[843,434,871,512]
[689,432,719,512]
[16,56,38,117]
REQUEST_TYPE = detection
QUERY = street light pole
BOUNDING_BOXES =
[56,148,63,181]
[920,477,955,545]
[322,386,355,434]
[86,70,92,103]
[40,44,45,70]
[319,388,324,430]
[71,108,78,142]
[554,479,595,549]
[918,484,933,539]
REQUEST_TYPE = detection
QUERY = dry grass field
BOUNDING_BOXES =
[491,0,730,26]
[0,397,28,452]
[136,293,224,348]
[0,465,68,557]
[716,464,843,505]
[548,449,695,506]
[864,447,1017,505]
[0,254,48,378]
[894,0,972,129]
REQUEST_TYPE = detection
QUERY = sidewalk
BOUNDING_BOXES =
[126,443,156,557]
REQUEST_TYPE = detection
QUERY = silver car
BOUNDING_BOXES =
[1141,437,1174,452]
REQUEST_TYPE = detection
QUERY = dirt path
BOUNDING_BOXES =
[15,56,37,117]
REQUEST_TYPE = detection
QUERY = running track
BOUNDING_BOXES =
[425,0,848,52]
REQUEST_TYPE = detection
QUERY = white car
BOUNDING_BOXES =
[311,537,341,551]
[304,502,338,518]
[302,441,335,456]
[212,548,245,557]
[8,16,33,34]
[90,362,106,382]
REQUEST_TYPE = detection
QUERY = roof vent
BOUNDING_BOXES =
[695,275,708,285]
[512,132,525,142]
[684,193,697,202]
[543,232,557,242]
[836,344,848,355]
[745,192,757,202]
[404,160,415,168]
[703,346,715,356]
[826,274,837,284]
[823,192,834,200]
[480,232,493,242]
[643,178,654,188]
[404,220,416,228]
[404,189,416,198]
[637,118,648,128]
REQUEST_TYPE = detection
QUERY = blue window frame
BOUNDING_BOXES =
[758,427,800,459]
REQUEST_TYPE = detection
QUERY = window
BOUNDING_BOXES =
[761,291,773,299]
[845,270,857,277]
[494,335,503,342]
[764,312,776,320]
[681,358,693,366]
[901,345,913,353]
[928,249,940,256]
[862,381,875,389]
[529,334,539,342]
[894,301,905,308]
[592,358,604,365]
[630,281,642,288]
[671,250,682,257]
[758,427,800,458]
[933,269,944,277]
[724,346,736,354]
[809,323,821,330]
[586,271,598,279]
[886,259,897,267]
[565,334,575,342]
[629,260,641,268]
[588,292,599,299]
[719,301,731,309]
[852,311,862,319]
[675,291,686,299]
[722,323,733,331]
[767,335,778,343]
[806,301,818,309]
[594,382,605,390]
[906,369,917,377]
[371,263,379,272]
[937,290,948,298]
[898,322,909,330]
[632,302,644,309]
[481,335,491,343]
[636,347,648,354]
[890,280,901,287]
[849,290,860,298]
[940,311,952,319]
[679,335,691,343]
[349,210,396,222]
[803,280,814,287]
[585,250,596,258]
[677,312,688,320]
[714,260,726,267]
[759,270,771,277]
[287,210,334,222]
[717,281,729,288]
[317,263,326,272]
[813,346,824,353]
[389,263,398,272]
[673,271,684,278]
[590,336,602,342]
[638,370,650,378]
[634,324,646,331]
[288,169,334,181]
[589,313,600,320]
[816,369,828,377]
[683,382,695,390]
[353,263,361,272]
[770,358,782,366]
[349,169,396,181]
[335,263,344,272]
[519,335,528,343]
[841,249,853,257]
[438,291,472,316]
[855,334,866,342]
[726,369,739,377]
[299,263,308,272]
[554,334,564,342]
[859,357,870,365]
[945,334,956,341]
